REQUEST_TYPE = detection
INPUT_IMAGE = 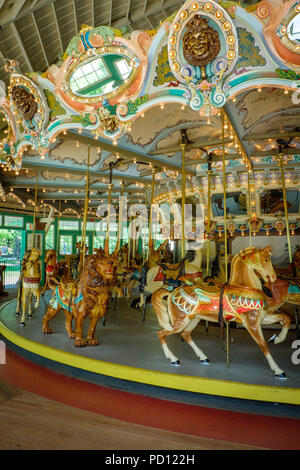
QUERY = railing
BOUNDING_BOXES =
[0,258,22,287]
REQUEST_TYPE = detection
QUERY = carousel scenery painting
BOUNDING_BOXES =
[0,0,300,453]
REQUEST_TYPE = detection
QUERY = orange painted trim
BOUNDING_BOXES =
[271,32,300,66]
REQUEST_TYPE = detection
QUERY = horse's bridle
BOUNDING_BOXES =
[237,249,265,274]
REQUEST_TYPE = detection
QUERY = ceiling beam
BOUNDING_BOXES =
[149,137,234,155]
[10,22,34,73]
[243,131,300,142]
[13,161,152,184]
[31,12,49,68]
[1,0,58,29]
[66,132,196,174]
[224,108,253,170]
[251,148,300,157]
[72,0,78,34]
[91,0,95,27]
[51,2,63,54]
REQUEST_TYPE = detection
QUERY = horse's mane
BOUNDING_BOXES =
[79,254,117,312]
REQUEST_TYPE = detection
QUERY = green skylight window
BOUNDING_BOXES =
[70,57,110,94]
[69,54,133,97]
[288,13,300,43]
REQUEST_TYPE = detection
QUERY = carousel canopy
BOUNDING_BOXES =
[0,0,299,225]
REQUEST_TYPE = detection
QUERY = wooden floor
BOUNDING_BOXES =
[0,378,264,450]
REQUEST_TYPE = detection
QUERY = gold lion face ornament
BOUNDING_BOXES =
[182,15,221,67]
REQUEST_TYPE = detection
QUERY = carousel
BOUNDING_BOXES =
[0,0,300,449]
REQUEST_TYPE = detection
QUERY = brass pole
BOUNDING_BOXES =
[247,169,252,247]
[180,143,187,259]
[116,181,125,253]
[279,154,293,264]
[221,110,228,282]
[81,145,90,266]
[206,168,212,277]
[226,322,230,368]
[104,182,113,254]
[148,169,156,248]
[56,200,61,254]
[32,171,39,247]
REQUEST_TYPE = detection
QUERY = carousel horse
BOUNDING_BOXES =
[264,277,300,338]
[151,246,290,379]
[273,247,300,279]
[16,248,41,326]
[120,252,144,299]
[41,249,68,295]
[42,249,58,295]
[124,239,171,310]
[139,246,203,305]
[42,249,118,347]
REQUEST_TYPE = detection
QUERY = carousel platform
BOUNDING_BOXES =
[1,291,300,449]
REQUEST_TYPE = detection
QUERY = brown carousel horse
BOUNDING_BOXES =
[264,277,300,338]
[152,246,290,379]
[41,249,68,295]
[274,247,300,279]
[16,248,41,326]
[42,249,117,347]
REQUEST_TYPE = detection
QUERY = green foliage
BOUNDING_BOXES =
[236,27,266,69]
[71,113,94,127]
[44,90,66,119]
[275,68,300,81]
[126,95,148,114]
[0,229,22,258]
[153,45,177,87]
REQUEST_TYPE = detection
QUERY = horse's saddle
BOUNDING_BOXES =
[160,261,184,280]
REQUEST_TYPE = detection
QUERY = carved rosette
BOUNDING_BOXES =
[168,0,238,112]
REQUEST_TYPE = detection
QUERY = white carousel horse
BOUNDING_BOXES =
[16,248,41,326]
[139,247,203,307]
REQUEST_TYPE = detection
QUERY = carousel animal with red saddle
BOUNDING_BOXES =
[41,249,68,295]
[42,248,118,347]
[16,248,41,326]
[152,246,291,379]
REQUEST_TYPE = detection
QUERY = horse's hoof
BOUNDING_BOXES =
[276,372,287,380]
[87,338,99,346]
[200,359,210,365]
[171,360,181,366]
[268,334,277,344]
[20,322,25,327]
[16,312,19,316]
[74,339,86,347]
[42,328,52,334]
[28,315,32,319]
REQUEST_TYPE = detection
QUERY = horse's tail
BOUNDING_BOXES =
[151,288,173,331]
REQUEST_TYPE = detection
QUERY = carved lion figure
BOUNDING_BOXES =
[42,250,118,347]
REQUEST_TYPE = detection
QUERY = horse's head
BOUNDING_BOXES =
[45,249,57,265]
[29,248,40,263]
[239,246,276,283]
